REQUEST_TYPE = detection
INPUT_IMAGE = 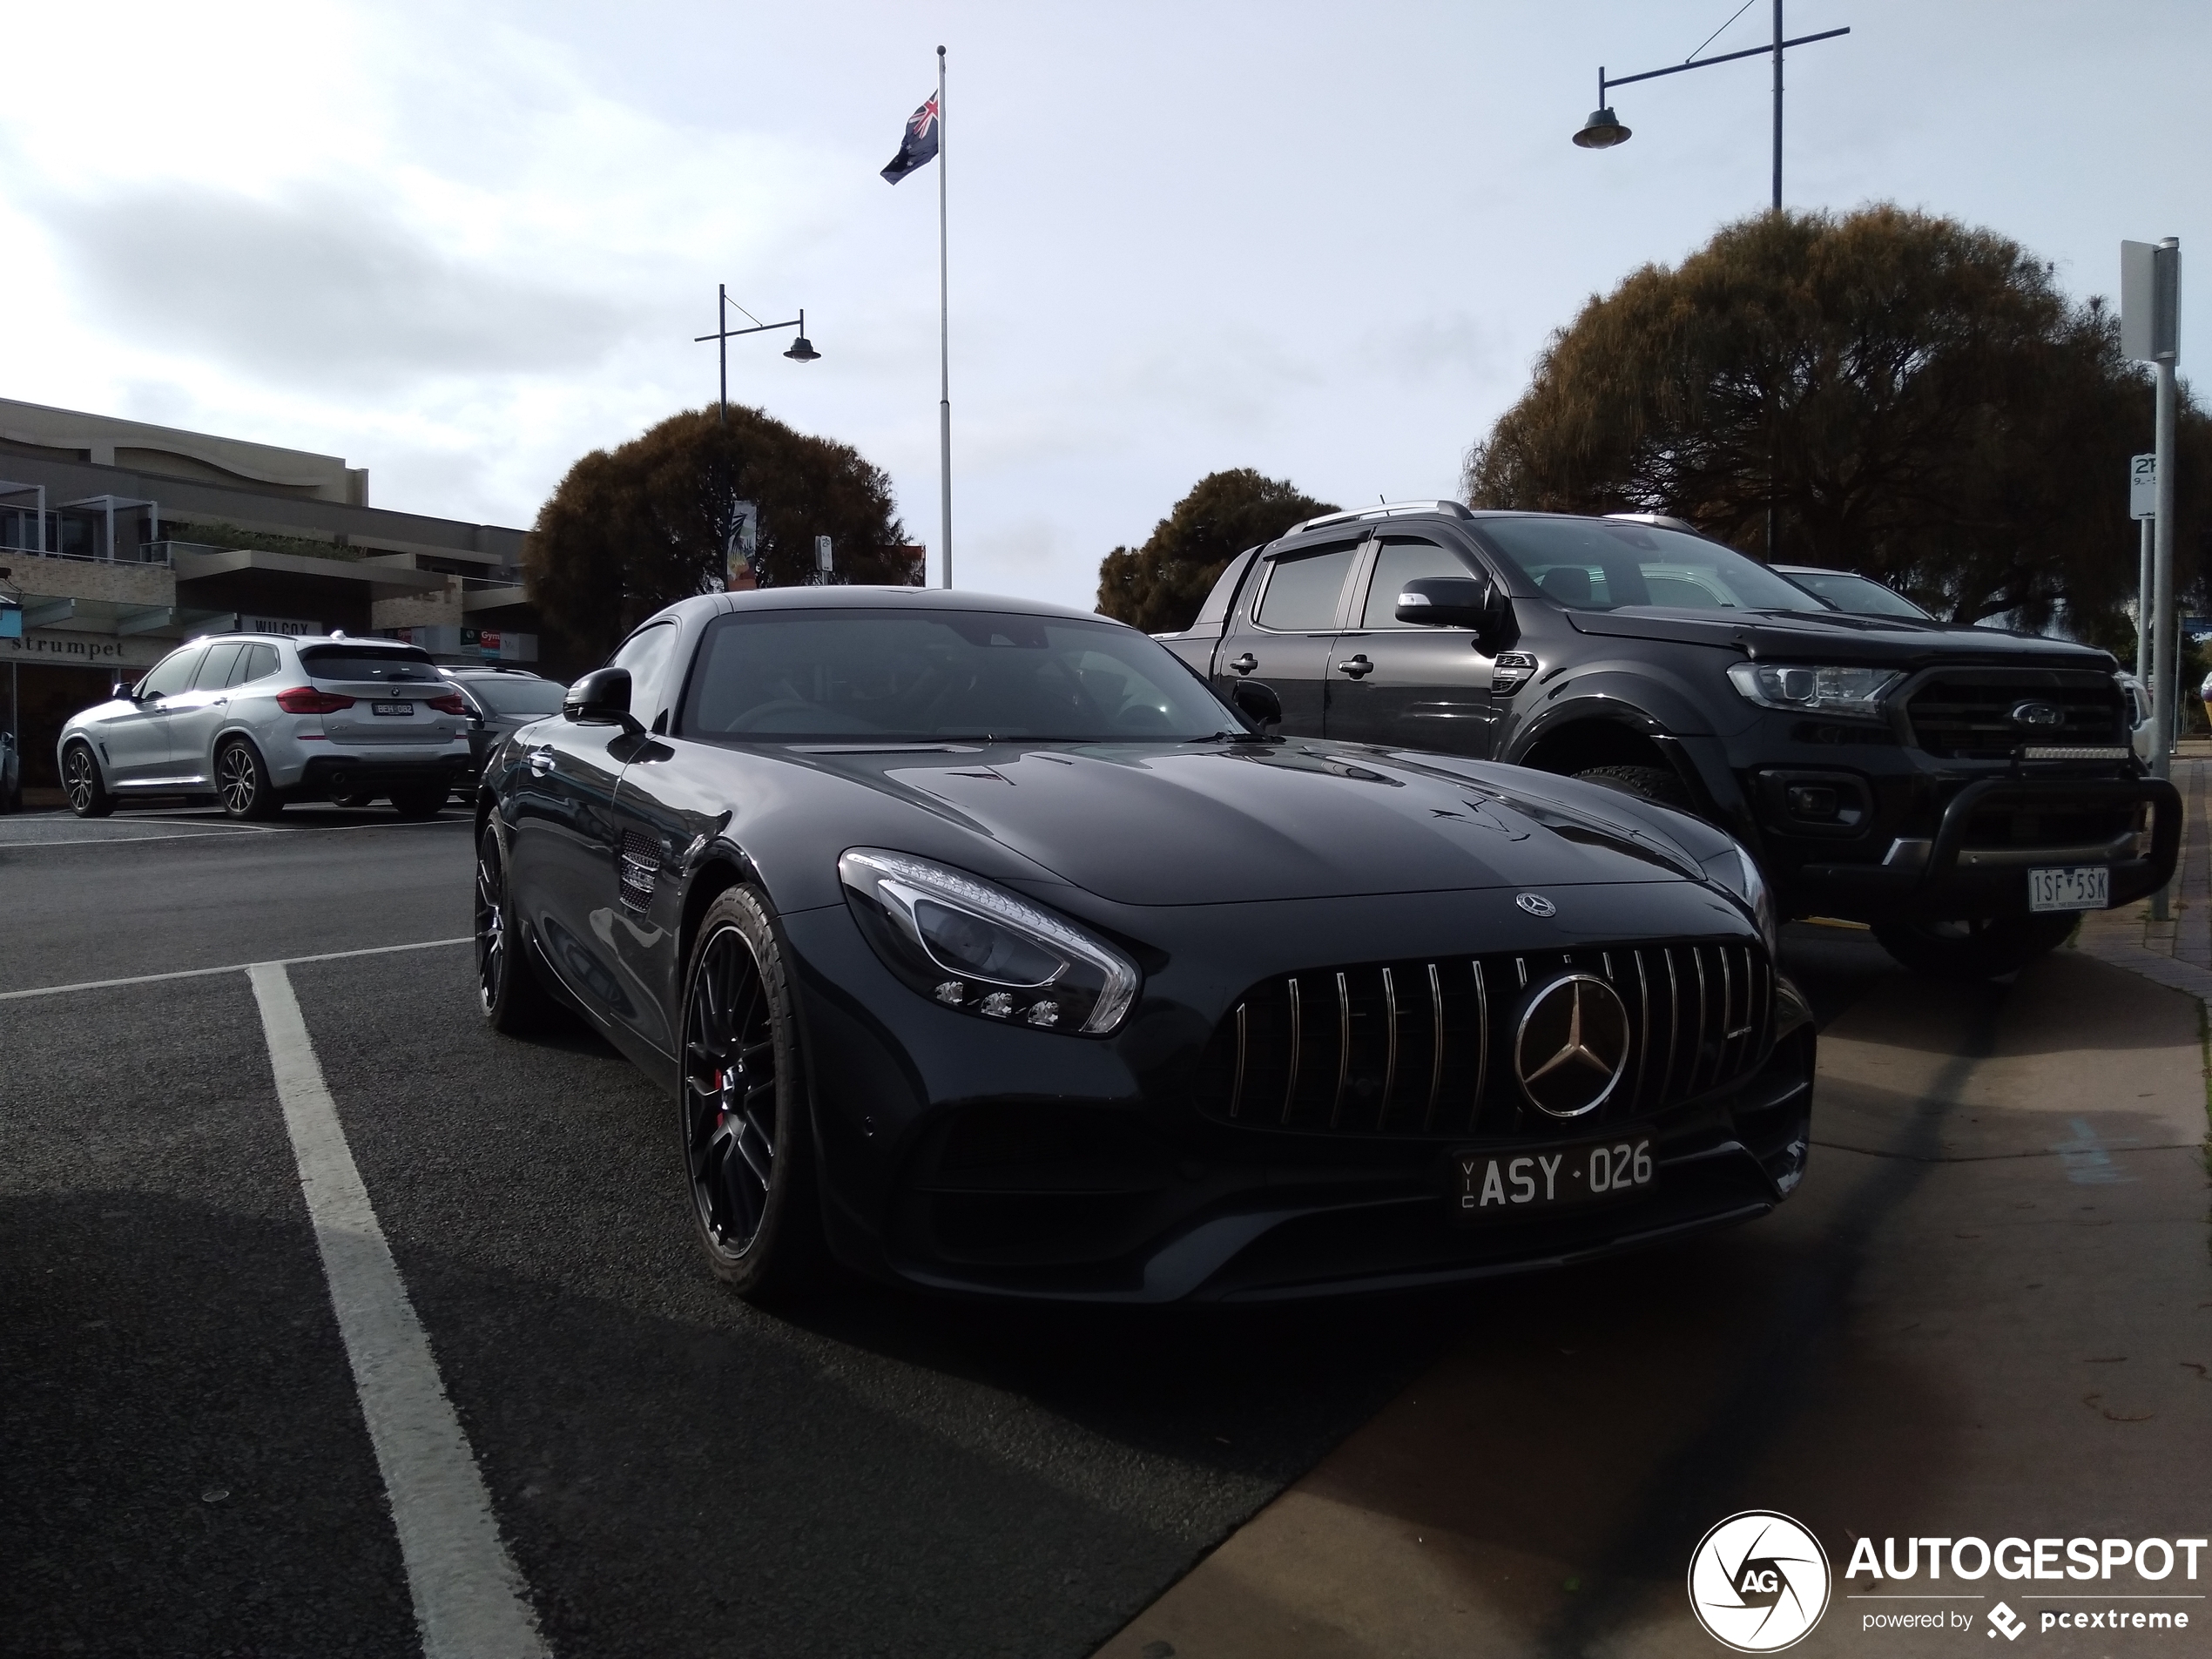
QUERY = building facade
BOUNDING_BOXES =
[0,398,543,791]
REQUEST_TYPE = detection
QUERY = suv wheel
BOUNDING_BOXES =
[1575,764,1692,811]
[215,739,284,819]
[392,787,446,819]
[1871,914,2078,980]
[678,886,823,1302]
[63,744,115,819]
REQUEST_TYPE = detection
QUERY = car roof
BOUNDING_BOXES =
[710,585,1125,628]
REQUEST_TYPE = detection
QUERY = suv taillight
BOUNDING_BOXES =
[276,687,355,715]
[427,692,468,715]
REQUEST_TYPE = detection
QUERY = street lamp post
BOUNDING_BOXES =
[694,285,819,426]
[1572,2,1849,212]
[1574,3,1849,558]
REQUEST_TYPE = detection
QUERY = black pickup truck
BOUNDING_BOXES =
[1158,502,2179,978]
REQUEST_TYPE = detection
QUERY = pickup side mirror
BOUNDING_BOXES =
[564,666,642,735]
[1230,678,1283,729]
[1395,575,1512,651]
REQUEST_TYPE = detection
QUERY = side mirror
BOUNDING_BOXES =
[1230,678,1283,729]
[111,679,140,703]
[1396,575,1512,651]
[564,666,642,735]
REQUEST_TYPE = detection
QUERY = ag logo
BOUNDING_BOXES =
[1687,1511,1830,1652]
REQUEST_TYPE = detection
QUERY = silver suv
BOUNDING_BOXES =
[58,632,473,819]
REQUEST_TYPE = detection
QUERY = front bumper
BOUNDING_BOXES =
[1769,772,2179,921]
[780,894,1814,1303]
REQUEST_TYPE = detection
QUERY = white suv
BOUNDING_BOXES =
[57,632,473,819]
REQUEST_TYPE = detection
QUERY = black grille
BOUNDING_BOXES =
[1193,941,1772,1140]
[1905,674,2123,759]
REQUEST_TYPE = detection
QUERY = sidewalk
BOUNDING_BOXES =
[2074,745,2212,999]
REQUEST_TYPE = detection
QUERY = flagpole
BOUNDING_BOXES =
[936,44,952,590]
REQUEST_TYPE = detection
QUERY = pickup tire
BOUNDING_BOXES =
[1575,764,1692,811]
[1871,914,2078,981]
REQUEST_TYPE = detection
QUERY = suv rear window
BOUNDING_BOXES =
[298,645,441,682]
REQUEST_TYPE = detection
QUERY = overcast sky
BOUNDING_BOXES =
[3,2,2206,607]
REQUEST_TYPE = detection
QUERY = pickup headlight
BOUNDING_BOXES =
[1727,661,1901,721]
[839,849,1141,1035]
[1702,842,1778,957]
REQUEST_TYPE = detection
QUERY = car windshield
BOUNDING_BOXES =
[466,678,569,717]
[681,609,1239,742]
[1780,569,1932,619]
[1477,518,1831,614]
[298,645,441,682]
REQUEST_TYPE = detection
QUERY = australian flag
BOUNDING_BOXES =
[880,94,940,184]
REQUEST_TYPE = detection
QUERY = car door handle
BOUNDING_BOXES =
[1336,655,1374,678]
[1229,653,1258,676]
[527,744,555,777]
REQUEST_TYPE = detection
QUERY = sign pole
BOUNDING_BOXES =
[936,45,952,590]
[2124,237,2182,919]
[2136,514,2154,689]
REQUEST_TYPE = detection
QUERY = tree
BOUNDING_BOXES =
[1463,206,2212,632]
[526,405,910,662]
[1096,469,1339,633]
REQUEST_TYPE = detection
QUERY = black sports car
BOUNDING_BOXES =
[475,588,1814,1302]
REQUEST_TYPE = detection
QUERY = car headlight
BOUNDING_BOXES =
[1727,661,1900,721]
[838,849,1141,1035]
[1702,842,1777,957]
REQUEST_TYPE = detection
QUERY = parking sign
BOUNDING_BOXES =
[2131,453,2157,520]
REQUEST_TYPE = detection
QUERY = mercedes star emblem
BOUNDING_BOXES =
[1515,892,1557,918]
[1514,973,1632,1118]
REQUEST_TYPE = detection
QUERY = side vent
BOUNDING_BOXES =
[618,832,660,911]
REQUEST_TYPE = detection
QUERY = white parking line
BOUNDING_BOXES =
[248,961,547,1659]
[0,937,470,1002]
[0,818,470,851]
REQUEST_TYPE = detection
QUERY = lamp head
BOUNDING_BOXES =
[1573,107,1631,149]
[784,334,819,362]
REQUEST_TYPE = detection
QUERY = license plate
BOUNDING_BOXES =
[1452,1136,1655,1223]
[372,701,415,717]
[2028,865,2108,912]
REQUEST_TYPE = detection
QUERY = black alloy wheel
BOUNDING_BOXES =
[215,739,283,820]
[475,824,561,1033]
[62,744,114,819]
[1871,913,2079,981]
[1575,763,1694,811]
[678,887,820,1300]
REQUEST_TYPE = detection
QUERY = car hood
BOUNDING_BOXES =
[792,740,1719,907]
[1563,606,2118,671]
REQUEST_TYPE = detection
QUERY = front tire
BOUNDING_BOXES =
[1872,913,2078,980]
[475,824,563,1034]
[392,787,446,819]
[215,739,283,819]
[62,744,114,818]
[678,887,822,1302]
[1575,763,1693,811]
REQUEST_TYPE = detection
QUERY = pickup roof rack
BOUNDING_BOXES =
[1285,500,1474,536]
